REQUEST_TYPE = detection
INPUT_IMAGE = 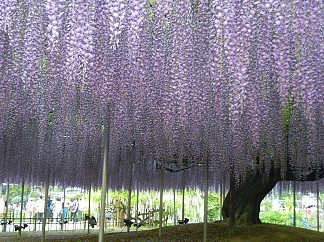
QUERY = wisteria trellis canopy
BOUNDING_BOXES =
[0,0,323,189]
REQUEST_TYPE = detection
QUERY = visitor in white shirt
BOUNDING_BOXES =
[35,195,45,222]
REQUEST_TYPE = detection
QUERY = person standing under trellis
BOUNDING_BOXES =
[25,198,35,219]
[77,198,85,221]
[13,203,20,218]
[51,197,61,221]
[35,196,45,222]
[69,198,79,222]
[46,195,53,222]
[0,198,4,218]
[63,198,70,221]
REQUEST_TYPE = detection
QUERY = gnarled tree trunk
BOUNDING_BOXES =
[221,165,323,225]
[221,170,279,225]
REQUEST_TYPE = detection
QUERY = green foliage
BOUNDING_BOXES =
[260,210,304,227]
[261,198,273,211]
[283,96,294,135]
[1,184,32,203]
[207,193,220,222]
[261,211,290,225]
[149,0,156,7]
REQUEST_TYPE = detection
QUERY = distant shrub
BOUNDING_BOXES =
[260,211,305,227]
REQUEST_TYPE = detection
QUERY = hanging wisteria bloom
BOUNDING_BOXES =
[0,0,322,189]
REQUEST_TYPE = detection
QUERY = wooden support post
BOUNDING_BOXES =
[99,122,110,242]
[158,168,164,237]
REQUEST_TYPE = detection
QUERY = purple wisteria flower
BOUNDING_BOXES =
[0,1,322,188]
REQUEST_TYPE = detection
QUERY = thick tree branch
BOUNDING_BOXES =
[164,164,196,173]
[281,166,324,181]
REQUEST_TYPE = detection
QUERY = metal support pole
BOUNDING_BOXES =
[135,188,139,231]
[173,187,176,226]
[182,182,185,222]
[317,181,319,232]
[88,185,91,234]
[203,159,209,242]
[220,177,223,220]
[104,186,109,230]
[158,169,164,237]
[99,122,110,242]
[229,174,236,237]
[42,174,50,242]
[116,200,120,227]
[222,174,226,203]
[19,180,25,236]
[3,182,9,232]
[61,188,65,230]
[127,167,133,233]
[293,181,296,227]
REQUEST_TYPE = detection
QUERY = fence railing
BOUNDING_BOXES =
[0,212,107,232]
